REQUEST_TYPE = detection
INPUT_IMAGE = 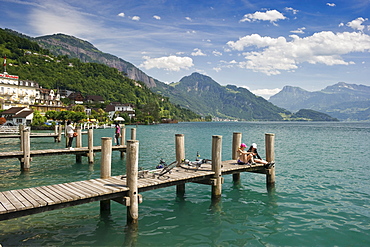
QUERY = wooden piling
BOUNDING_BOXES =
[54,125,58,142]
[88,129,94,164]
[232,132,242,182]
[211,135,223,198]
[76,126,82,163]
[57,124,62,142]
[100,137,112,213]
[120,124,126,158]
[64,120,68,147]
[131,128,136,140]
[21,129,31,171]
[126,140,139,224]
[19,125,25,151]
[265,133,275,187]
[175,134,185,195]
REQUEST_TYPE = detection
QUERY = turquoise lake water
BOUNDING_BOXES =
[0,121,369,246]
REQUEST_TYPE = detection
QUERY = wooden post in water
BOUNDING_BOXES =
[19,124,25,151]
[64,120,68,147]
[130,128,136,140]
[211,135,223,198]
[175,134,185,195]
[232,132,242,182]
[57,124,62,142]
[120,124,126,158]
[21,128,31,171]
[87,129,94,164]
[75,126,82,163]
[126,140,139,224]
[54,125,58,142]
[265,133,275,188]
[100,137,112,213]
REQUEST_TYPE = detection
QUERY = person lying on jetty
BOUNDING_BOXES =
[237,143,255,164]
[247,143,275,168]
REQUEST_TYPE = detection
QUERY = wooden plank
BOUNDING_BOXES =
[17,189,43,208]
[0,192,17,213]
[69,181,102,197]
[0,201,7,213]
[102,177,129,190]
[2,191,26,211]
[32,187,62,205]
[80,180,112,195]
[49,185,80,201]
[58,183,89,199]
[9,190,33,210]
[65,182,99,197]
[89,179,120,193]
[60,183,91,199]
[77,181,109,196]
[39,185,72,203]
[94,179,124,192]
[22,188,49,206]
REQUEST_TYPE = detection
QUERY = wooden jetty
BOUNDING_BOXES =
[0,126,131,171]
[0,125,63,142]
[0,132,276,224]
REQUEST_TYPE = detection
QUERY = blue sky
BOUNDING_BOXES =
[1,0,370,98]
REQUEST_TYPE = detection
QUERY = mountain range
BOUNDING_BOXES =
[28,32,291,121]
[3,29,349,121]
[269,83,370,121]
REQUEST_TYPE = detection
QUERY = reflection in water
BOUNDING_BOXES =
[123,221,139,246]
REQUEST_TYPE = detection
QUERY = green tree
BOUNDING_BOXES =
[31,111,47,126]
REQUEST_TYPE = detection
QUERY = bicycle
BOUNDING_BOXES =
[157,160,178,178]
[180,152,212,170]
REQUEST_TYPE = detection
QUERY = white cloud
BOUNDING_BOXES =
[153,15,161,20]
[117,13,125,17]
[131,16,140,21]
[346,17,368,31]
[140,55,194,71]
[185,17,192,21]
[326,3,336,7]
[240,10,286,23]
[227,31,370,75]
[212,51,222,56]
[28,1,100,37]
[191,48,206,56]
[250,88,281,99]
[285,7,299,15]
[290,27,306,34]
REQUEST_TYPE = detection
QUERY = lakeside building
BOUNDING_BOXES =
[106,102,135,120]
[1,107,33,126]
[0,72,66,113]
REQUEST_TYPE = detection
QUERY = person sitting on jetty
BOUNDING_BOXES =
[247,143,275,168]
[237,143,254,164]
[66,120,75,150]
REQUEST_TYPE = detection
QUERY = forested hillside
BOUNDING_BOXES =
[0,28,201,122]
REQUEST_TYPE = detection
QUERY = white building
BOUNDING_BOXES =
[0,73,39,110]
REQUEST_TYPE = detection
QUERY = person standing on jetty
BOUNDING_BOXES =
[66,120,75,150]
[115,123,121,146]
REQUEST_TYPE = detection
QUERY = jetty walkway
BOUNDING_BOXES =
[0,126,131,170]
[0,161,267,221]
[0,132,276,224]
